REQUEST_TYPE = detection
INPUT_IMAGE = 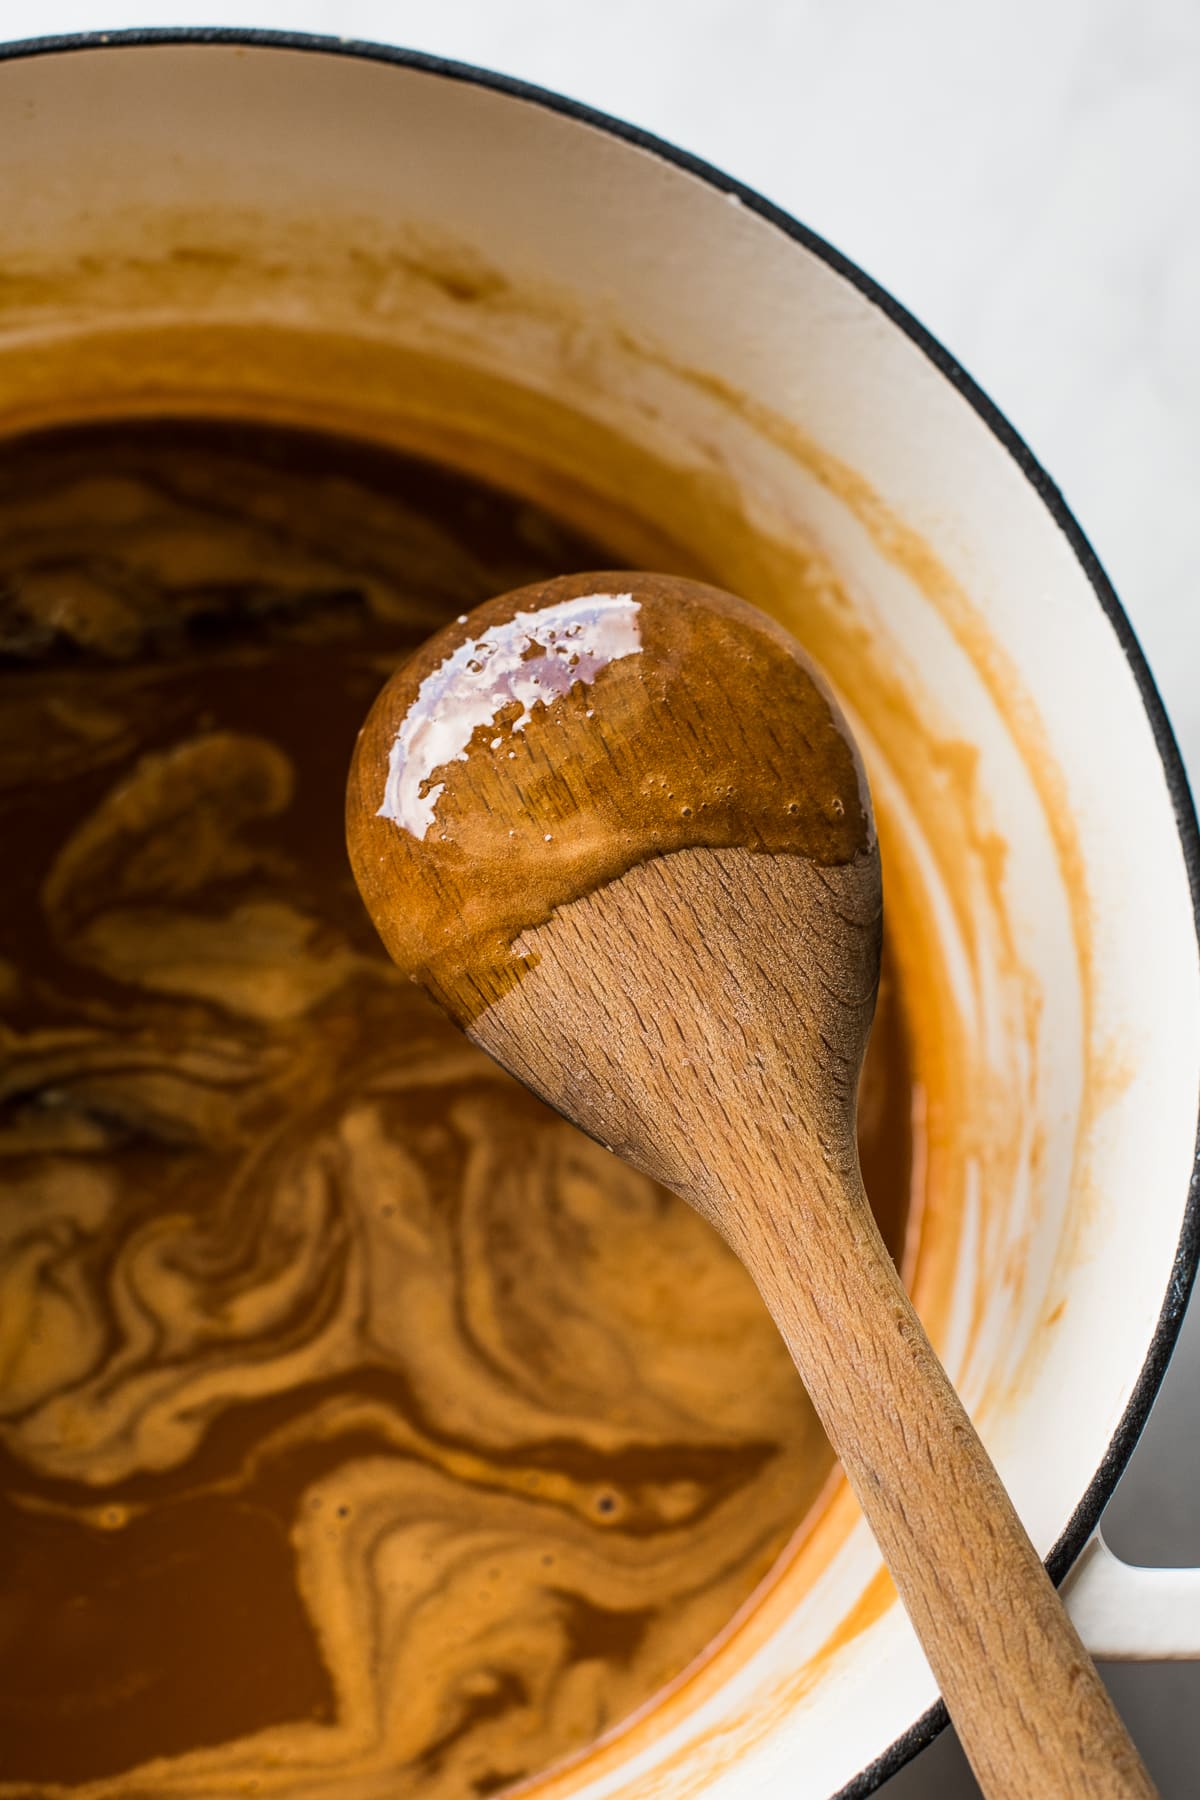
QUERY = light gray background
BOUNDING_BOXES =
[3,2,1197,1792]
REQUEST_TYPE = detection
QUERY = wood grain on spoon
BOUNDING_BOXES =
[347,571,1156,1799]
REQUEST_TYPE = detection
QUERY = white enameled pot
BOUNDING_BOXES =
[1,29,1198,1800]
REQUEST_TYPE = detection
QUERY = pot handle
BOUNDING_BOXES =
[1064,1531,1200,1658]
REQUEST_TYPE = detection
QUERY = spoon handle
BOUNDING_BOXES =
[465,845,1157,1798]
[739,1159,1156,1800]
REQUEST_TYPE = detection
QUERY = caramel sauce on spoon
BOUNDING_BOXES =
[348,571,870,1024]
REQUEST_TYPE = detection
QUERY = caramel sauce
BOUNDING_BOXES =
[348,574,872,1028]
[0,419,913,1798]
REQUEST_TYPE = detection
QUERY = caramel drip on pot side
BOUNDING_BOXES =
[348,572,871,1025]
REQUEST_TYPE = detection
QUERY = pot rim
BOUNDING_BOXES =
[2,24,1197,1796]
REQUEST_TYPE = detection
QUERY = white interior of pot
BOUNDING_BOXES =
[1,41,1196,1800]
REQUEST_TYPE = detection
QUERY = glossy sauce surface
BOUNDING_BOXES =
[0,420,913,1799]
[349,573,871,1026]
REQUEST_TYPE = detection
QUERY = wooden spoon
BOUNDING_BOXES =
[347,571,1155,1799]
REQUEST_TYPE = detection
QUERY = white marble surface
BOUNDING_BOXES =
[4,1,1199,1792]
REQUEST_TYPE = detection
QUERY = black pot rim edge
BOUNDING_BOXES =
[2,24,1198,1798]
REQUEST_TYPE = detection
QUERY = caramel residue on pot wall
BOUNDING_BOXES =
[632,337,1092,997]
